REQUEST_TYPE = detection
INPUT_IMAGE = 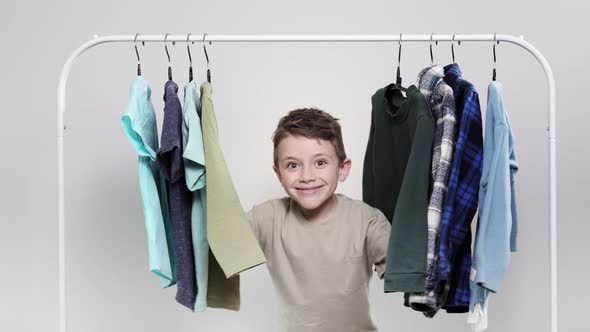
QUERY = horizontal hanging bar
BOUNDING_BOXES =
[90,33,525,43]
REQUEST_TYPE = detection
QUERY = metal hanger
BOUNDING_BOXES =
[134,33,145,76]
[187,33,194,82]
[164,33,175,81]
[393,33,407,92]
[429,33,438,65]
[493,33,500,81]
[203,33,212,83]
[451,33,461,64]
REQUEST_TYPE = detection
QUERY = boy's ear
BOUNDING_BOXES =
[273,164,282,181]
[338,158,352,182]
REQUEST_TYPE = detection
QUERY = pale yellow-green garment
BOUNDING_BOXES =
[247,194,391,331]
[200,82,266,310]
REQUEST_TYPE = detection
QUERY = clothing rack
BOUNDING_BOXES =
[57,34,557,332]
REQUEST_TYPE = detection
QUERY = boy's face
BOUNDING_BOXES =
[273,134,351,217]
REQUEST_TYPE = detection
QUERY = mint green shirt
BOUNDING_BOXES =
[121,76,176,287]
[182,81,208,311]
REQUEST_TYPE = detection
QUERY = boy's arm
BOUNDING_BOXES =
[246,208,263,247]
[246,202,275,255]
[367,210,391,279]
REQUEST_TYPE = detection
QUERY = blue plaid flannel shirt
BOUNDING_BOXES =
[436,64,483,312]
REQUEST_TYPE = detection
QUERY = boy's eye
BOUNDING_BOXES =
[286,162,299,170]
[315,159,328,167]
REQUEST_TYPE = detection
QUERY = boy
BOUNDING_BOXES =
[247,108,391,332]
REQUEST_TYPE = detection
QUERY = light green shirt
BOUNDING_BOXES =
[200,82,266,310]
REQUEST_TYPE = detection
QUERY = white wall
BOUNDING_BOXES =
[1,1,588,331]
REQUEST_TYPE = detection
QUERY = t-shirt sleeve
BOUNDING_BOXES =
[367,209,391,279]
[182,111,206,191]
[245,208,260,244]
[245,202,275,256]
[121,105,155,159]
[157,106,184,183]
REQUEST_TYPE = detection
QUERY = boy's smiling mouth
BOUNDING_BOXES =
[296,185,324,193]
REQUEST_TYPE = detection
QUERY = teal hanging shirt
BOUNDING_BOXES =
[182,80,209,311]
[121,76,176,287]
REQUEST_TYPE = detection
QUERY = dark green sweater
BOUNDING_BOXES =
[362,84,434,292]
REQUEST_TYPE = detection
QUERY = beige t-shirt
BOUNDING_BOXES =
[247,194,391,332]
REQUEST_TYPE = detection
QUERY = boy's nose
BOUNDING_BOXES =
[300,167,316,182]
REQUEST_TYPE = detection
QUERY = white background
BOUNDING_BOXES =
[1,1,588,331]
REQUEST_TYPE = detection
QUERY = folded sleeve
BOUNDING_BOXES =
[366,209,391,279]
[182,111,206,191]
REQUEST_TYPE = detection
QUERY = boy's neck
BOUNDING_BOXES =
[301,194,338,224]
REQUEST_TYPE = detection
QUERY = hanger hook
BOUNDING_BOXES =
[164,33,173,64]
[134,33,144,76]
[451,33,461,63]
[395,33,403,85]
[203,33,211,67]
[493,33,497,66]
[203,33,212,83]
[164,33,174,80]
[134,33,141,63]
[187,33,194,82]
[187,33,193,66]
[397,33,402,67]
[493,33,499,81]
[429,33,437,64]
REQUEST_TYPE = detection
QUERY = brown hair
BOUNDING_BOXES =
[272,108,347,166]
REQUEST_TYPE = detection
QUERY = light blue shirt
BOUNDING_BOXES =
[470,81,518,309]
[121,76,176,287]
[182,80,208,311]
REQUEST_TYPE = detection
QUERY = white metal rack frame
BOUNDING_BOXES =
[57,34,557,332]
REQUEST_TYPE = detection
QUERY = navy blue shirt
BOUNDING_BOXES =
[436,64,483,313]
[157,80,196,310]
